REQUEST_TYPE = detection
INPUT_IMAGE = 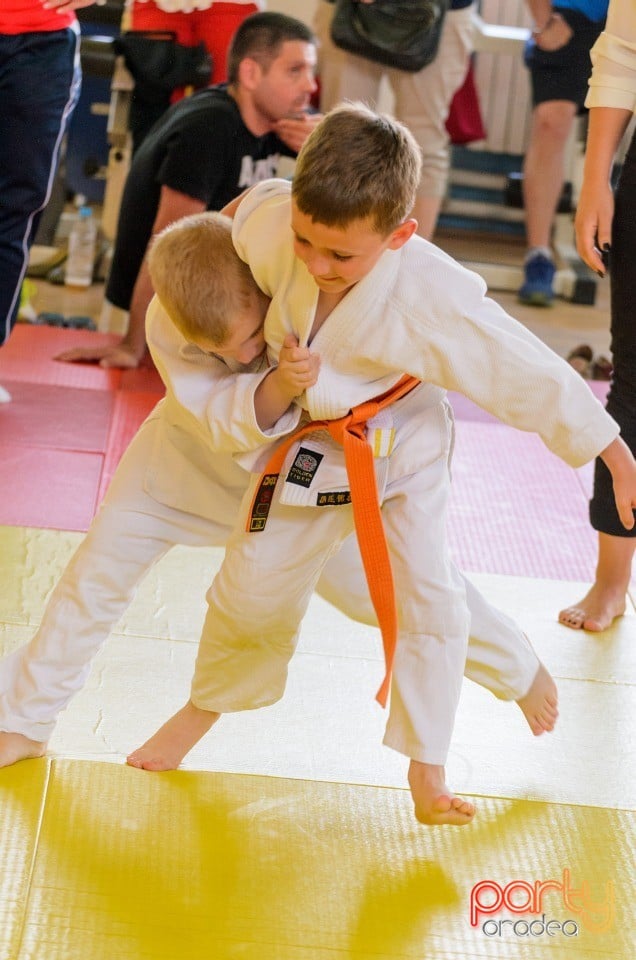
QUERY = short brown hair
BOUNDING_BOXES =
[292,102,422,235]
[148,212,260,345]
[227,12,314,85]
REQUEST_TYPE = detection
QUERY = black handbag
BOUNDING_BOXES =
[114,31,212,104]
[114,31,213,151]
[330,0,449,72]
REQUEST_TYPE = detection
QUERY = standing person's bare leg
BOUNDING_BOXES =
[559,533,635,630]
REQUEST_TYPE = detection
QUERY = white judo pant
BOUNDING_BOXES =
[190,401,536,764]
[0,412,539,749]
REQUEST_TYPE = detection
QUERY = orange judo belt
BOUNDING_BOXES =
[246,374,421,707]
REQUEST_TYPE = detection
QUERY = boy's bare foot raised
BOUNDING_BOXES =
[559,584,626,632]
[126,700,220,771]
[408,761,475,826]
[516,662,558,735]
[0,731,47,768]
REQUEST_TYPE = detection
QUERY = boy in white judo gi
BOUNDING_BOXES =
[0,211,551,783]
[124,104,636,826]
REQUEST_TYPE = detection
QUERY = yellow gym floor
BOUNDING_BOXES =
[1,526,634,959]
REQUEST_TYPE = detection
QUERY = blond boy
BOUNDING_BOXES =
[0,211,549,786]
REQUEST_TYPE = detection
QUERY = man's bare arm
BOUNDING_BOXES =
[43,0,97,10]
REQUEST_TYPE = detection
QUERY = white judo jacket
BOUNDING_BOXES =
[229,179,619,471]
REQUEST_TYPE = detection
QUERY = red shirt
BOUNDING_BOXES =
[0,0,76,34]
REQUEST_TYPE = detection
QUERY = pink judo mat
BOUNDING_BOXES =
[0,325,610,580]
[0,326,162,531]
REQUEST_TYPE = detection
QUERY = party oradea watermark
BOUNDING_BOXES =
[470,868,615,939]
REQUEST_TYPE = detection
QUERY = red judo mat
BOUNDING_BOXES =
[0,325,610,580]
[0,326,163,532]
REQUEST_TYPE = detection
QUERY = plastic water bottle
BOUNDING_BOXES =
[65,206,97,288]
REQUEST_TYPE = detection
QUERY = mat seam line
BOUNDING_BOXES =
[13,758,53,960]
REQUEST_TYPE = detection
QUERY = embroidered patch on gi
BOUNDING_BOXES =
[286,447,324,488]
[248,473,278,532]
[316,491,352,506]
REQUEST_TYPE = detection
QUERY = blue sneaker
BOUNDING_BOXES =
[518,253,556,306]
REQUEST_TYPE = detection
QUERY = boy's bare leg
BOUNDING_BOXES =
[516,662,559,735]
[408,662,558,825]
[127,700,220,772]
[558,533,635,632]
[408,762,475,826]
[0,731,47,768]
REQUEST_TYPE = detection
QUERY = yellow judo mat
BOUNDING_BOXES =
[1,526,635,959]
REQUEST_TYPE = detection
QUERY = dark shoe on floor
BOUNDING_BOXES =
[590,355,613,380]
[518,254,556,306]
[36,312,96,330]
[566,343,593,377]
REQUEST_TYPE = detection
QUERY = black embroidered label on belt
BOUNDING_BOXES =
[286,447,323,488]
[248,473,278,532]
[316,491,352,506]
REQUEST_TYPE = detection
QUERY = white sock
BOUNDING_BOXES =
[525,246,554,265]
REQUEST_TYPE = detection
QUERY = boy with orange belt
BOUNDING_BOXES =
[125,105,635,825]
